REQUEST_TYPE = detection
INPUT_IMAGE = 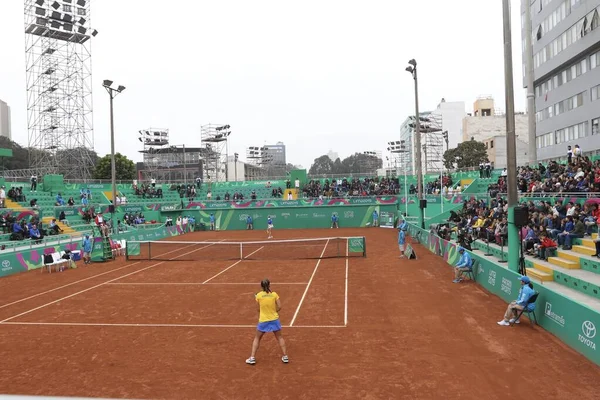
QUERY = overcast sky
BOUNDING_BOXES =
[0,0,526,170]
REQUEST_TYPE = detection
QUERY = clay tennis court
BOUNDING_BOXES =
[0,227,599,399]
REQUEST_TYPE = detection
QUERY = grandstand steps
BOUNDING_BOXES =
[41,216,77,236]
[460,179,473,187]
[547,256,580,269]
[103,191,114,201]
[580,238,596,247]
[525,267,554,282]
[556,250,580,262]
[283,189,298,200]
[5,199,24,210]
[572,245,596,256]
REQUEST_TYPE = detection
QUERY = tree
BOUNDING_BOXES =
[308,152,383,175]
[443,139,488,169]
[93,153,136,180]
[309,155,335,175]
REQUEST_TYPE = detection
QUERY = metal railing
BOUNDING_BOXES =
[0,230,91,254]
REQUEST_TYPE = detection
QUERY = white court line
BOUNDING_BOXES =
[107,282,308,286]
[345,244,349,326]
[0,241,205,311]
[0,321,346,329]
[0,241,224,324]
[289,239,330,327]
[201,246,264,284]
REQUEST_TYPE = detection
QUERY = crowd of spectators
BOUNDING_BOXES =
[423,175,455,195]
[488,157,600,197]
[451,195,600,260]
[134,181,163,199]
[302,177,399,199]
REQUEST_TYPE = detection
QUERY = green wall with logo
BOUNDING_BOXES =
[407,223,600,367]
[196,205,397,230]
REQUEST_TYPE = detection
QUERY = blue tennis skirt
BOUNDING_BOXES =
[257,319,282,332]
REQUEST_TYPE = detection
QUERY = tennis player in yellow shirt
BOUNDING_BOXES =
[246,279,289,365]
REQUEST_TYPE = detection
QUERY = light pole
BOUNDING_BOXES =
[102,80,125,234]
[502,0,520,272]
[406,59,424,229]
[234,152,239,181]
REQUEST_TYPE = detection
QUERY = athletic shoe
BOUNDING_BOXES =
[282,355,289,364]
[245,357,256,365]
[497,320,510,326]
[509,319,520,324]
[452,279,461,283]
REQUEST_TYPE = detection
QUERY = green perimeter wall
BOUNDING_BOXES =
[0,223,192,278]
[406,223,600,367]
[198,204,398,230]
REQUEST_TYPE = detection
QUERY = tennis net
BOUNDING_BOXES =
[125,237,366,261]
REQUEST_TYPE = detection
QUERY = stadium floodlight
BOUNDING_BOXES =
[77,0,86,6]
[63,23,73,31]
[78,17,86,25]
[35,0,45,5]
[51,1,60,9]
[78,26,86,34]
[103,79,126,233]
[91,29,98,37]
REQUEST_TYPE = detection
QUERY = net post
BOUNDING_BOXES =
[240,242,243,260]
[125,244,129,261]
[362,236,367,257]
[148,241,151,261]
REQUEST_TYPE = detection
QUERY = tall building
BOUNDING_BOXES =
[522,0,600,161]
[462,97,530,168]
[263,142,286,166]
[430,98,466,152]
[0,99,10,139]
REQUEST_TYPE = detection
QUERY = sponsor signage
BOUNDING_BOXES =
[123,206,144,213]
[579,321,597,350]
[544,302,565,327]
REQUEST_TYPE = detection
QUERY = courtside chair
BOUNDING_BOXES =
[510,292,539,326]
[464,259,478,282]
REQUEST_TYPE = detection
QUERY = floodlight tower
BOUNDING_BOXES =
[246,146,269,166]
[25,0,98,178]
[200,124,231,181]
[138,128,169,180]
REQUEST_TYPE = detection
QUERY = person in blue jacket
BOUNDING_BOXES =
[497,276,536,326]
[372,210,379,227]
[246,215,253,230]
[331,213,339,229]
[398,224,406,258]
[452,247,473,283]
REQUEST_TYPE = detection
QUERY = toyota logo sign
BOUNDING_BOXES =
[582,321,597,339]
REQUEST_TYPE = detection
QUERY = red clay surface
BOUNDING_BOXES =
[0,227,599,399]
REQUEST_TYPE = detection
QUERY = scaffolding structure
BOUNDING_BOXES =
[25,0,97,179]
[200,124,230,181]
[138,128,169,178]
[420,114,444,174]
[246,146,272,166]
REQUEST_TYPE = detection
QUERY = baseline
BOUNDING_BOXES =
[107,282,308,285]
[0,321,347,328]
[0,240,225,324]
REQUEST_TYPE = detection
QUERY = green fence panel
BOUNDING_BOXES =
[197,204,396,231]
[406,223,600,367]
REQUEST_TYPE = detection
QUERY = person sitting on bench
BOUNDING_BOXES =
[497,276,535,326]
[452,247,473,283]
[29,224,43,243]
[49,219,63,235]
